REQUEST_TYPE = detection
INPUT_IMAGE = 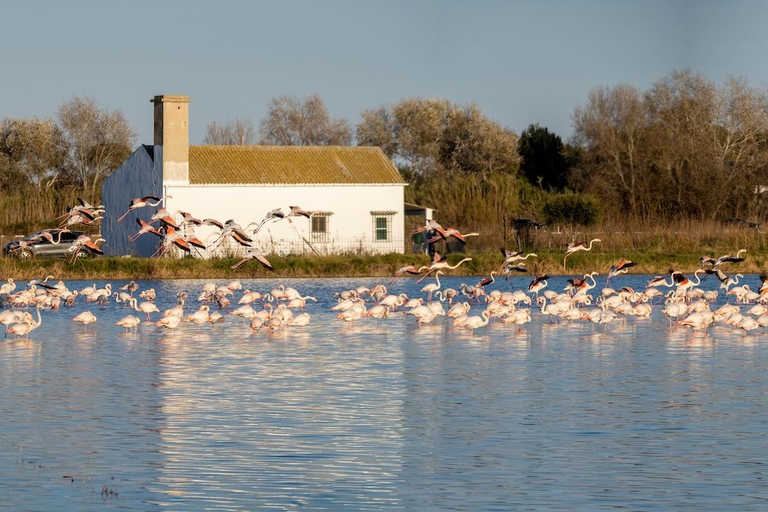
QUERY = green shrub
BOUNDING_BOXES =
[542,193,603,227]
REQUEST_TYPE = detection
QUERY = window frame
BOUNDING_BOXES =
[370,211,396,243]
[310,212,332,243]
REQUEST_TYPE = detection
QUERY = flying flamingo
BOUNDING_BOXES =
[69,235,105,262]
[705,268,742,291]
[231,246,274,271]
[117,195,172,223]
[563,239,601,273]
[606,259,637,286]
[500,248,538,268]
[528,274,549,297]
[426,228,480,245]
[130,219,162,242]
[476,271,497,289]
[416,254,473,283]
[700,249,747,268]
[388,264,423,284]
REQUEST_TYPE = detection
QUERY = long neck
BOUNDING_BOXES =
[447,258,470,270]
[148,196,168,207]
[130,298,139,311]
[34,308,42,327]
[586,239,597,251]
[435,272,441,289]
[691,271,702,286]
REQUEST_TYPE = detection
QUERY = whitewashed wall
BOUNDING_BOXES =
[164,183,406,256]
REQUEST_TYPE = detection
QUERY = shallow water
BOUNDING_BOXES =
[1,275,768,511]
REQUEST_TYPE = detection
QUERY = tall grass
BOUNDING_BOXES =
[0,188,88,234]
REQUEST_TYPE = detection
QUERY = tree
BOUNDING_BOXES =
[357,97,520,177]
[57,96,136,195]
[518,124,569,191]
[0,117,67,188]
[259,94,351,146]
[357,98,521,235]
[571,83,651,216]
[203,118,257,145]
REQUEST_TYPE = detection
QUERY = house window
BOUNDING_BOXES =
[311,213,331,242]
[371,212,396,242]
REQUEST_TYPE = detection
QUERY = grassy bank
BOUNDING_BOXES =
[0,249,765,281]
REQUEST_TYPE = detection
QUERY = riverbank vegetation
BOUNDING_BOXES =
[2,70,767,263]
[1,239,764,281]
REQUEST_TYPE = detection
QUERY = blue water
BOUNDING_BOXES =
[1,275,767,510]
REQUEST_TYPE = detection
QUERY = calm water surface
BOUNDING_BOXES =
[1,275,767,511]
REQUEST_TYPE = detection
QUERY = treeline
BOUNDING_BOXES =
[0,96,135,230]
[4,69,768,240]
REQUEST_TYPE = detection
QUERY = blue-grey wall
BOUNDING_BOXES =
[101,145,163,256]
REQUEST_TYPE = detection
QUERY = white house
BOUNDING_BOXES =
[102,95,409,257]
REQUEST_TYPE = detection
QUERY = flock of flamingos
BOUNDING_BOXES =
[0,195,765,338]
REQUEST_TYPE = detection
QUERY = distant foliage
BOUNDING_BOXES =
[518,124,568,191]
[259,94,351,146]
[204,118,257,145]
[357,97,520,177]
[542,193,603,227]
[571,70,768,220]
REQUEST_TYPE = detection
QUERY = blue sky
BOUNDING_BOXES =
[1,0,766,144]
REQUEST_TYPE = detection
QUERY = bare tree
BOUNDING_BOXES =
[203,118,257,145]
[0,117,67,188]
[357,97,520,177]
[572,70,768,220]
[57,96,136,195]
[571,84,649,216]
[259,94,352,146]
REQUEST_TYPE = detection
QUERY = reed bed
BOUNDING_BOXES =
[0,245,764,282]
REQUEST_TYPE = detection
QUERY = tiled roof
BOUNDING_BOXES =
[188,145,405,185]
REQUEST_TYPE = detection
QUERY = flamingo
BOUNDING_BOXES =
[69,235,105,262]
[528,274,549,297]
[421,271,443,302]
[426,228,480,245]
[129,298,159,320]
[72,311,97,331]
[606,259,637,286]
[291,313,311,327]
[231,246,274,271]
[705,268,742,291]
[117,195,172,223]
[463,310,491,331]
[156,315,182,329]
[500,249,538,268]
[7,307,42,338]
[287,205,312,218]
[563,238,601,272]
[701,249,747,268]
[388,264,423,284]
[476,271,497,289]
[416,254,473,282]
[115,315,141,331]
[185,305,211,327]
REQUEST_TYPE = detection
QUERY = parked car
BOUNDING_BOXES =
[3,231,99,259]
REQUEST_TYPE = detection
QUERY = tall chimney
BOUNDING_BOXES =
[152,95,190,183]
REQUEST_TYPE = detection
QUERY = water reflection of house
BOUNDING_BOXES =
[102,95,417,257]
